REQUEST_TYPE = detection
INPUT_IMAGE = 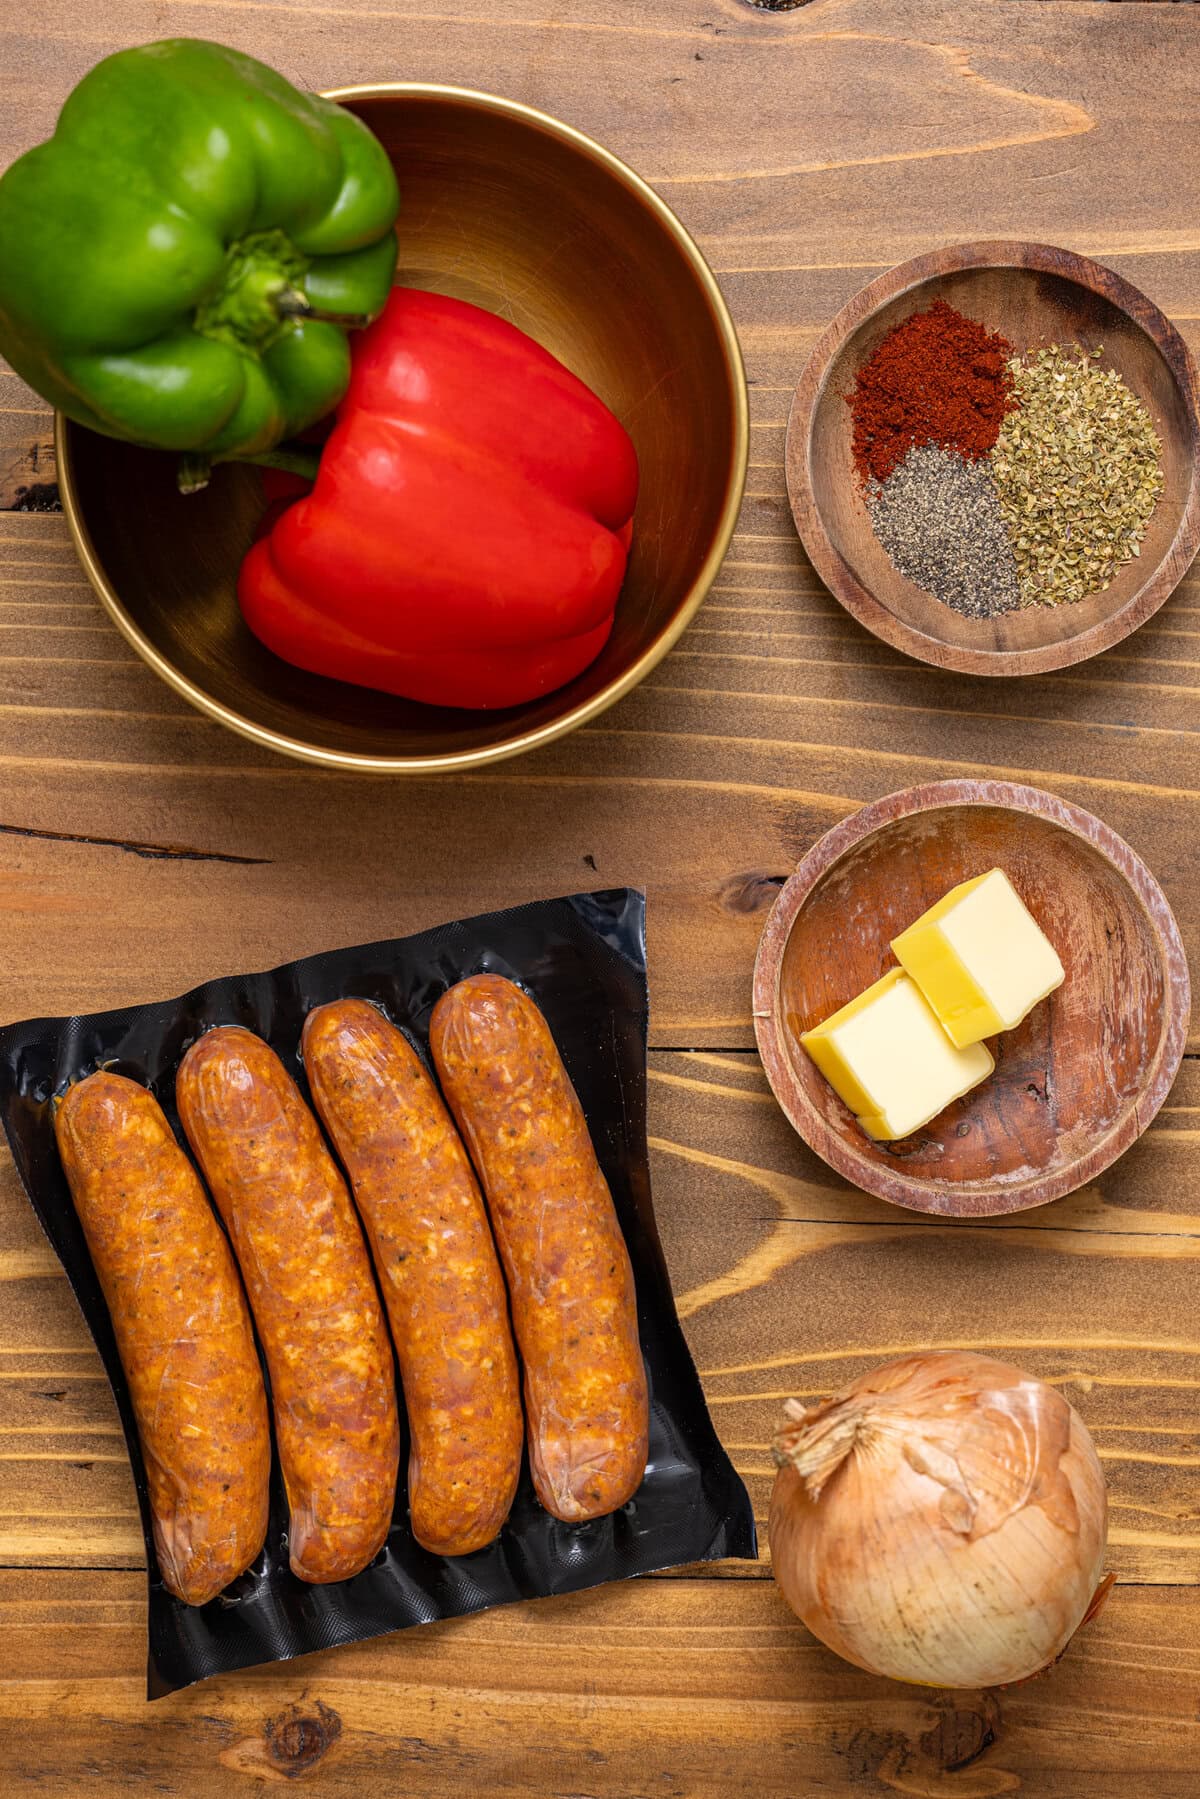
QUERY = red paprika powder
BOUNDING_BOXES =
[848,299,1015,484]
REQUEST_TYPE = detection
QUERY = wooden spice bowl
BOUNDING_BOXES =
[786,241,1200,675]
[752,780,1190,1216]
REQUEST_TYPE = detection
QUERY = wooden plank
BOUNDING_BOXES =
[0,387,54,512]
[3,1051,1196,1580]
[4,518,1200,1042]
[0,1570,1196,1798]
[1,1,1199,1791]
[0,4,1197,1048]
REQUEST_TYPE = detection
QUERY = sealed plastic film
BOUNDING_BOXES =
[0,890,756,1695]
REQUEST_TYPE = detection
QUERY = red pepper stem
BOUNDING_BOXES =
[274,287,371,330]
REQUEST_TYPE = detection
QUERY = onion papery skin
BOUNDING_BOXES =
[768,1351,1108,1689]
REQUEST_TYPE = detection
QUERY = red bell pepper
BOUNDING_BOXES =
[238,287,639,709]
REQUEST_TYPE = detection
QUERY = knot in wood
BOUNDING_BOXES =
[919,1693,1001,1772]
[721,871,787,914]
[264,1700,343,1776]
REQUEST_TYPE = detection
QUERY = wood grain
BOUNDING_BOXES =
[0,1570,1197,1798]
[11,515,1200,1049]
[3,0,1200,1791]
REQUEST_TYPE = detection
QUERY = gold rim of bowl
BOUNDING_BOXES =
[56,82,750,774]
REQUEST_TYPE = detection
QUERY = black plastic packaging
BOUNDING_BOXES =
[0,890,756,1696]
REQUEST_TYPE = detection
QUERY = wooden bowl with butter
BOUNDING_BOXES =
[752,780,1190,1216]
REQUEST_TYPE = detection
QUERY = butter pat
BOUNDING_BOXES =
[800,968,994,1142]
[891,868,1064,1049]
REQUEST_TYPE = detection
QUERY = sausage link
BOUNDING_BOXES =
[303,999,523,1555]
[54,1072,270,1606]
[430,975,648,1523]
[176,1026,399,1583]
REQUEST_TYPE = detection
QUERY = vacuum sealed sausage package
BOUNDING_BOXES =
[0,890,756,1695]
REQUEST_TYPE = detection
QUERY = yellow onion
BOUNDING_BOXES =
[768,1351,1110,1688]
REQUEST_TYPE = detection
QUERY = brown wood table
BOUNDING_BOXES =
[1,3,1199,1793]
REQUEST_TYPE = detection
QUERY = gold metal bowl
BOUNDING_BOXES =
[58,85,748,772]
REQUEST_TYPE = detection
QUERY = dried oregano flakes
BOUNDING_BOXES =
[989,345,1164,609]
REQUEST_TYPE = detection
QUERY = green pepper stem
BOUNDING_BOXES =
[177,454,214,495]
[274,287,371,330]
[236,446,323,481]
[175,446,320,496]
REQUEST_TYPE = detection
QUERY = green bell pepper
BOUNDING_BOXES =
[0,39,399,462]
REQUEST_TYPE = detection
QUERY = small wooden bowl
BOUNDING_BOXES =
[752,780,1190,1216]
[786,241,1200,676]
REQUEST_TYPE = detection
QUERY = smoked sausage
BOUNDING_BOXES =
[430,975,649,1523]
[54,1072,270,1606]
[303,999,522,1556]
[176,1026,399,1583]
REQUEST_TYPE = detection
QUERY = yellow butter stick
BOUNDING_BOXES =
[891,868,1064,1049]
[800,968,994,1142]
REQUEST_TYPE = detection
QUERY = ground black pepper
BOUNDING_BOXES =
[866,445,1021,620]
